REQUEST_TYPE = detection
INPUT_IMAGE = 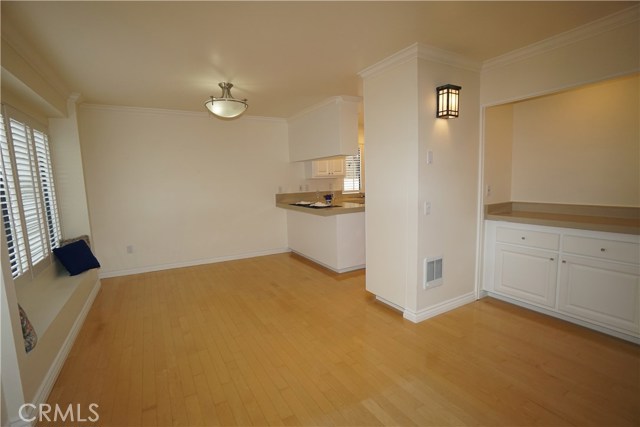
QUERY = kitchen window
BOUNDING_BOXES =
[0,105,61,282]
[343,145,363,193]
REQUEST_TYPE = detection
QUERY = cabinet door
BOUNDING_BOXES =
[312,160,330,177]
[558,256,640,334]
[329,158,345,176]
[494,243,558,308]
[311,158,345,178]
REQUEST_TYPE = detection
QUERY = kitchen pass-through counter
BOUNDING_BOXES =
[275,192,364,216]
[276,192,365,272]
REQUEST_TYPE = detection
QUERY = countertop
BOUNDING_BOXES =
[275,192,365,216]
[485,202,640,235]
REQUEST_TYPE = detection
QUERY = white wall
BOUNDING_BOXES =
[511,75,639,206]
[78,105,297,277]
[362,58,419,309]
[483,104,513,204]
[481,7,639,106]
[49,95,93,238]
[416,59,481,314]
[360,44,481,318]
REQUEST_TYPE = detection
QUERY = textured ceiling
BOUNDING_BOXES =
[1,1,636,118]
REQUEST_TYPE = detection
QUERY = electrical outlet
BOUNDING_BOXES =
[126,245,134,254]
[486,185,492,197]
[424,201,431,215]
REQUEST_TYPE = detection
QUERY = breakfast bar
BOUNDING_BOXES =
[276,192,365,272]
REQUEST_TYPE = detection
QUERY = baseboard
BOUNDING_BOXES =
[374,296,405,313]
[289,250,365,274]
[17,279,102,426]
[403,292,476,323]
[486,292,640,345]
[99,247,290,278]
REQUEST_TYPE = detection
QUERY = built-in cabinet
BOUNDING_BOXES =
[287,210,365,273]
[484,220,640,342]
[309,157,345,178]
[288,96,361,162]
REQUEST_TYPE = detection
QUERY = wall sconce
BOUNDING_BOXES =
[436,84,461,119]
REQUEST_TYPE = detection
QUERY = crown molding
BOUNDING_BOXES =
[416,43,482,72]
[79,103,287,123]
[358,42,481,80]
[483,4,640,71]
[1,19,71,100]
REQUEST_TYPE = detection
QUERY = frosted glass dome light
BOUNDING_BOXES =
[204,82,248,119]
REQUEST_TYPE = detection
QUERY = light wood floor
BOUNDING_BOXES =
[44,253,639,426]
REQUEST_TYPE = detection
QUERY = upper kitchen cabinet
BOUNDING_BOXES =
[288,96,361,162]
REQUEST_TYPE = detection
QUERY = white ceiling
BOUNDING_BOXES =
[1,1,636,118]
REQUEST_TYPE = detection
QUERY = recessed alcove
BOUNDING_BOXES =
[483,73,639,208]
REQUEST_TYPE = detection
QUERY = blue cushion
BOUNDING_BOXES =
[53,239,100,276]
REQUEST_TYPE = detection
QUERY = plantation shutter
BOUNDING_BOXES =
[343,146,361,192]
[0,105,61,281]
[0,115,28,278]
[33,129,61,253]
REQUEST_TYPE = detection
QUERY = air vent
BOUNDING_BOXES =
[424,257,443,289]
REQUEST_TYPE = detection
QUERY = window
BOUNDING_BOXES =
[343,145,362,193]
[0,105,61,281]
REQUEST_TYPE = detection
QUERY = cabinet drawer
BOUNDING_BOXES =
[496,227,560,251]
[563,235,639,264]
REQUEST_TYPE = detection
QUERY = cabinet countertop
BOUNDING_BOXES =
[485,202,640,235]
[276,201,364,217]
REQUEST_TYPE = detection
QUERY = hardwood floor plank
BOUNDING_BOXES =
[43,253,639,426]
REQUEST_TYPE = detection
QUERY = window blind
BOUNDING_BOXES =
[0,106,61,280]
[343,146,361,192]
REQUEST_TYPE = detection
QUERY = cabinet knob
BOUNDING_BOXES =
[550,258,554,261]
[600,248,606,252]
[562,260,567,263]
[521,237,526,240]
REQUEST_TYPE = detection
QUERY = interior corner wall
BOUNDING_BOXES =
[416,59,481,312]
[483,104,513,204]
[49,98,92,239]
[78,106,291,277]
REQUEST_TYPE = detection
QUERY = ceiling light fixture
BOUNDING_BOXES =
[204,82,248,119]
[436,84,461,119]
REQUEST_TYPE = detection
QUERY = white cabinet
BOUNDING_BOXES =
[287,210,365,273]
[558,235,640,335]
[483,221,640,342]
[310,157,345,178]
[494,243,558,308]
[288,96,361,161]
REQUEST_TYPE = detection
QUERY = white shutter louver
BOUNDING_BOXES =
[0,115,28,278]
[343,146,361,192]
[0,106,61,280]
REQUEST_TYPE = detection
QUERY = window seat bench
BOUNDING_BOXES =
[15,261,99,337]
[12,259,101,407]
